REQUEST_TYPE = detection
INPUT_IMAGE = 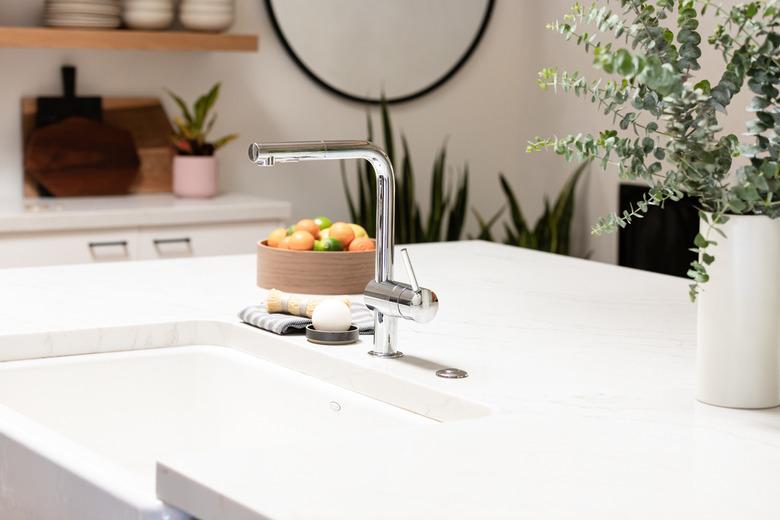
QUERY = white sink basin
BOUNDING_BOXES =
[0,332,488,520]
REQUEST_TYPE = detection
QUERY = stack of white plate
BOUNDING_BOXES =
[123,0,174,30]
[44,0,121,28]
[179,0,235,32]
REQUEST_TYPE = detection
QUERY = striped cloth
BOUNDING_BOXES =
[239,302,375,335]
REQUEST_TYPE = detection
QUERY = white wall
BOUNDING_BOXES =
[0,0,751,263]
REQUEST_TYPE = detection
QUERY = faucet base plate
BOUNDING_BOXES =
[368,350,404,359]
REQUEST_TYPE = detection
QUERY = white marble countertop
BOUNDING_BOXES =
[0,193,291,233]
[0,241,778,519]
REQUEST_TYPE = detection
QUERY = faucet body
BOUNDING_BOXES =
[249,140,438,358]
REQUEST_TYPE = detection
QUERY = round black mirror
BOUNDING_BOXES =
[265,0,495,104]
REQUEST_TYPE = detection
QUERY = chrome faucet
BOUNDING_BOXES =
[248,140,438,358]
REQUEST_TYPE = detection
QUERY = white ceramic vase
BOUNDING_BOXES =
[172,155,218,198]
[697,214,780,409]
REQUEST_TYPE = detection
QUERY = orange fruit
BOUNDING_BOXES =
[288,230,315,251]
[294,219,320,239]
[278,236,291,249]
[349,237,375,252]
[329,222,355,248]
[267,227,288,248]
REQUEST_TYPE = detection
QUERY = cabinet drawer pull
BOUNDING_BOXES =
[88,240,129,260]
[152,237,191,246]
[152,237,193,257]
[88,240,128,248]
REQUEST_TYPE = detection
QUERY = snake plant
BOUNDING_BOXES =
[473,161,589,255]
[341,98,470,243]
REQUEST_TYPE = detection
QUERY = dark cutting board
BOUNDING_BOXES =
[25,117,140,197]
[22,97,174,197]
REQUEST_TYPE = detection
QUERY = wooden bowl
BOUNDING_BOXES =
[257,240,375,295]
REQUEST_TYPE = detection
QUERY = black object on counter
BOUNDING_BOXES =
[35,65,102,127]
[305,325,360,345]
[618,183,698,278]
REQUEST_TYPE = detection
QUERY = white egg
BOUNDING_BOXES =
[312,299,352,332]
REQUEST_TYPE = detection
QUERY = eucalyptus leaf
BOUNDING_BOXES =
[533,0,780,299]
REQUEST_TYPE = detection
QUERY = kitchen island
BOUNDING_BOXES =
[0,241,777,519]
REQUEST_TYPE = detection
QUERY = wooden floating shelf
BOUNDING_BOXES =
[0,26,258,52]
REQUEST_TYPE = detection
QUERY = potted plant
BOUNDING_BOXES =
[530,1,780,408]
[167,82,237,198]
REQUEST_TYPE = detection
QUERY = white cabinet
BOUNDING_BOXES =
[137,222,276,260]
[0,194,290,268]
[0,228,140,268]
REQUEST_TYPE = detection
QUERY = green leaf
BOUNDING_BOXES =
[398,135,416,243]
[166,89,194,125]
[356,161,368,228]
[380,93,395,168]
[212,133,237,151]
[471,207,504,241]
[534,198,552,252]
[193,83,221,131]
[503,221,519,245]
[426,146,448,242]
[340,161,358,224]
[549,160,589,254]
[499,173,528,236]
[446,166,470,241]
[693,79,711,93]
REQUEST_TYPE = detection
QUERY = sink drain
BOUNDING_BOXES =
[435,368,468,379]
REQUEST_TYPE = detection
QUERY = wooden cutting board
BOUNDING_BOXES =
[25,117,140,197]
[22,97,174,197]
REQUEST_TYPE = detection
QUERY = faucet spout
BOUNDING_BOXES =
[249,140,437,358]
[249,140,394,286]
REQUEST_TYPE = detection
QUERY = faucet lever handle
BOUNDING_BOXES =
[399,248,420,292]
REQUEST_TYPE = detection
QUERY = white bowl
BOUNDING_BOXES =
[179,5,233,15]
[124,7,174,16]
[46,0,120,6]
[123,8,174,29]
[179,1,234,11]
[46,3,121,15]
[180,0,234,9]
[179,10,233,32]
[123,0,174,10]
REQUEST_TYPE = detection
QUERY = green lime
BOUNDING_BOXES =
[314,216,333,230]
[313,237,343,252]
[286,225,295,235]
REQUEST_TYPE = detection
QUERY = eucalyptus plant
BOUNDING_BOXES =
[528,0,780,299]
[342,98,469,243]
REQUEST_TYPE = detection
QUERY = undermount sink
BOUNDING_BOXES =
[0,324,490,519]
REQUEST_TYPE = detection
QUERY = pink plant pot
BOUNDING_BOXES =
[173,155,218,198]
